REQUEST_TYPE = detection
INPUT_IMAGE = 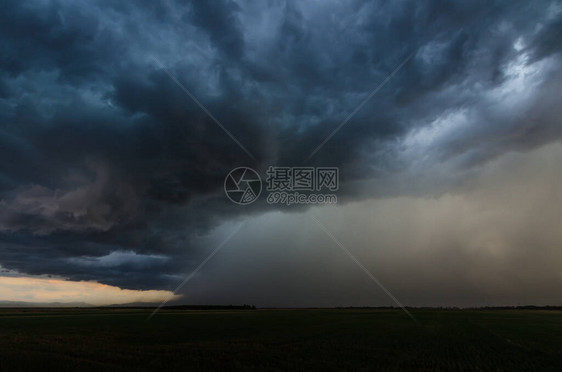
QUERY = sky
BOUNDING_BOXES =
[0,0,561,307]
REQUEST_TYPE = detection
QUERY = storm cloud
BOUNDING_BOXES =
[0,0,561,305]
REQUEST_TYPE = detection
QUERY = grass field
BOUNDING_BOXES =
[1,308,561,371]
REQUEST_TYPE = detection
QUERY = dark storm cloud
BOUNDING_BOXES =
[188,0,245,60]
[0,0,561,291]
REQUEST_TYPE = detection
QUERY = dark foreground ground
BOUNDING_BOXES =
[0,308,561,371]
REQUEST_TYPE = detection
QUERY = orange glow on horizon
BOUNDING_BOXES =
[0,276,179,305]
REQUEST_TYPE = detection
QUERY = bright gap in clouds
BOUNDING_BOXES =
[0,276,178,306]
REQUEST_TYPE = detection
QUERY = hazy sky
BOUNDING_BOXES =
[0,0,561,306]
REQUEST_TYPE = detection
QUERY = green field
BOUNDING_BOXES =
[1,308,561,371]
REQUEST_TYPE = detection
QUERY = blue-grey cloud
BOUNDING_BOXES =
[0,0,561,293]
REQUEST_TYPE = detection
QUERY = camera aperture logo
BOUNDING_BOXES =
[224,167,262,205]
[224,166,338,206]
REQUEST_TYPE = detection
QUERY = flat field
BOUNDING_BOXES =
[0,308,561,371]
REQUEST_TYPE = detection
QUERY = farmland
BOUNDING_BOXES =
[0,308,561,371]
